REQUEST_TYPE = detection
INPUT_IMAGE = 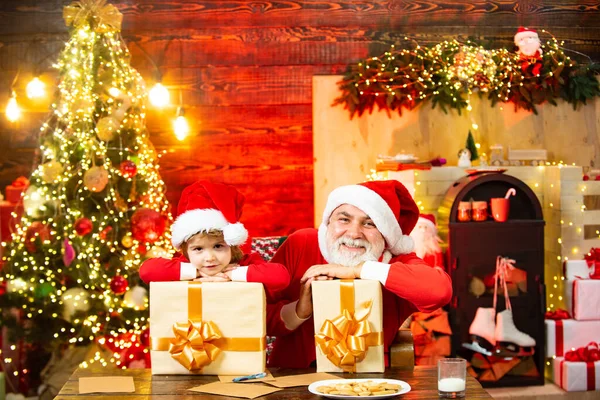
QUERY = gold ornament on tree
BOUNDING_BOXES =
[63,0,123,33]
[96,116,120,141]
[84,165,109,192]
[40,161,64,183]
[121,233,134,248]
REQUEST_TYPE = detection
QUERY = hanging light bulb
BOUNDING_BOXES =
[26,77,46,99]
[149,82,170,107]
[5,91,21,122]
[174,106,190,141]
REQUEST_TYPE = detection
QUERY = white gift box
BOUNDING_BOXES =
[564,260,593,280]
[564,279,600,320]
[149,281,266,375]
[312,280,384,373]
[545,319,600,357]
[553,357,600,391]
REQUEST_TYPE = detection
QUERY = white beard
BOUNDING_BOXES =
[409,222,442,259]
[326,231,385,267]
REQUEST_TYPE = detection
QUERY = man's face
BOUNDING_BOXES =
[517,34,540,56]
[325,204,386,267]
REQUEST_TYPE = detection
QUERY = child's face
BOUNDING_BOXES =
[185,233,232,276]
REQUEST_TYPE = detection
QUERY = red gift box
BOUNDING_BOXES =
[0,201,23,242]
[4,176,29,204]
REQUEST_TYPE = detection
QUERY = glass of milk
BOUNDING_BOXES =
[438,358,466,398]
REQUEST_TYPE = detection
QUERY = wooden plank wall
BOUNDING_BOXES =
[1,1,599,236]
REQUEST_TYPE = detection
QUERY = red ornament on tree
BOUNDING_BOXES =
[74,217,93,236]
[25,222,51,253]
[110,275,129,295]
[140,328,150,346]
[119,160,137,179]
[131,208,166,243]
[99,226,113,241]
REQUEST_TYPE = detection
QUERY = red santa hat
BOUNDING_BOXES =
[318,180,419,262]
[514,27,539,45]
[418,214,437,232]
[171,180,248,250]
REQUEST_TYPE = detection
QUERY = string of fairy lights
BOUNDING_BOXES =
[0,7,178,381]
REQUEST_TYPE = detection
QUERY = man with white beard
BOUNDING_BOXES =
[266,180,453,368]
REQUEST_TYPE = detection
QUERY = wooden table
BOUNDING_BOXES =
[57,366,493,399]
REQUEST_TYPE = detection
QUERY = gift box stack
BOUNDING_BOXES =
[0,176,27,244]
[410,309,452,366]
[546,250,600,391]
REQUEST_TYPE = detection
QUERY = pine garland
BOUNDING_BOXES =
[333,35,600,117]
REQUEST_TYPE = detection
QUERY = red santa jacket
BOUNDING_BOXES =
[267,228,452,368]
[139,252,290,295]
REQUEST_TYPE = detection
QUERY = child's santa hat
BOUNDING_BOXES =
[318,180,419,262]
[171,180,248,250]
[514,27,539,44]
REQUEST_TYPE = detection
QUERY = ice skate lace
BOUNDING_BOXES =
[493,256,516,311]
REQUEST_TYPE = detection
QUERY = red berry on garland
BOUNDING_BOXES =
[99,226,113,241]
[120,160,137,179]
[74,217,93,236]
[131,208,166,244]
[110,275,129,295]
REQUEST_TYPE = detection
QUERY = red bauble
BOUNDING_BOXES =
[120,160,138,179]
[25,222,51,253]
[110,275,129,295]
[130,208,166,244]
[140,328,150,346]
[99,226,113,241]
[74,217,93,236]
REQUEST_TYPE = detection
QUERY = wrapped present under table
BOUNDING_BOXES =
[312,279,384,373]
[149,281,266,375]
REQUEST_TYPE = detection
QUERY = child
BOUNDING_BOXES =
[139,180,290,293]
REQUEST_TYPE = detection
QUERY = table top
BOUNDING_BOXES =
[57,366,492,399]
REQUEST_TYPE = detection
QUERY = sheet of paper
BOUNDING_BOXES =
[218,370,275,383]
[266,372,341,387]
[189,382,282,399]
[79,376,135,394]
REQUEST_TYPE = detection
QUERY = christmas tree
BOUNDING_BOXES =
[465,130,479,162]
[0,0,172,388]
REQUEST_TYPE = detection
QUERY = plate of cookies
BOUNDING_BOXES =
[308,378,411,398]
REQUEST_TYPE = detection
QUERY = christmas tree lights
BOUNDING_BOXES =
[0,0,172,387]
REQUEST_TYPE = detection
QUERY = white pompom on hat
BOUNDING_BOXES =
[171,180,248,250]
[318,180,420,262]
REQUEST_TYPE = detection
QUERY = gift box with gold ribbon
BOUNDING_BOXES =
[149,281,266,375]
[312,279,384,373]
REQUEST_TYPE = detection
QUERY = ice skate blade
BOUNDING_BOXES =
[462,341,493,356]
[495,342,535,357]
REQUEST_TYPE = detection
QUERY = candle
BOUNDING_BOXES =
[0,371,5,400]
[438,377,465,392]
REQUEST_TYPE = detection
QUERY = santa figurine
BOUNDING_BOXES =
[410,214,445,270]
[514,27,543,75]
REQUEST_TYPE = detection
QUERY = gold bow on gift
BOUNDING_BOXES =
[315,300,376,372]
[169,319,223,372]
[63,0,123,32]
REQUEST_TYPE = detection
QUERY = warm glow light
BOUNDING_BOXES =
[26,77,46,99]
[149,83,169,107]
[174,113,190,141]
[5,93,21,122]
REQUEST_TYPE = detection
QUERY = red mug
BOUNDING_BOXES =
[490,198,510,222]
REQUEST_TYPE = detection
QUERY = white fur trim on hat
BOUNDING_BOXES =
[171,209,248,250]
[317,184,414,259]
